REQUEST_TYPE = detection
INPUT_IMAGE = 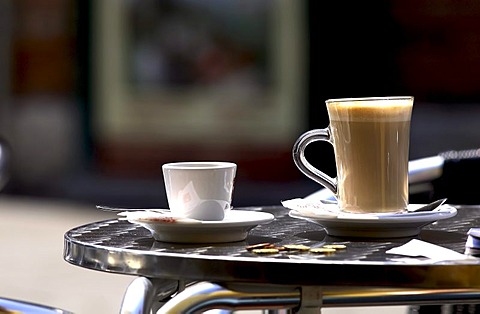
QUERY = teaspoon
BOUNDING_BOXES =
[408,198,448,212]
[96,205,171,214]
[320,198,448,213]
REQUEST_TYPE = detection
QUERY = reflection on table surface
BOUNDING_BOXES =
[64,205,480,289]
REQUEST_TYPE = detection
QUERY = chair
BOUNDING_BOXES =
[0,297,72,314]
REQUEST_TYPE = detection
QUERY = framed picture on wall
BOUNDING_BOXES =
[91,0,307,179]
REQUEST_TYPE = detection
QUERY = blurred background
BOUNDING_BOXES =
[2,1,480,313]
[3,0,480,208]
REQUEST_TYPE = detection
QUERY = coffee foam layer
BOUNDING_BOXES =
[327,99,413,122]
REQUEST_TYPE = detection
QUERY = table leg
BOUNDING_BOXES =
[157,283,480,314]
[157,282,301,313]
[297,287,322,313]
[120,277,180,314]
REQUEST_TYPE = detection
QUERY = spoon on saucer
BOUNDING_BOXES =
[319,198,448,213]
[96,204,226,220]
[408,198,448,213]
[96,205,171,214]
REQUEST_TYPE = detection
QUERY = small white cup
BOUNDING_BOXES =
[162,161,237,221]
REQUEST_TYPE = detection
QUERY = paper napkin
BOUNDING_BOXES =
[281,198,380,219]
[386,239,475,261]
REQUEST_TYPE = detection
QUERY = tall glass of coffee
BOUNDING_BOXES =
[293,96,414,213]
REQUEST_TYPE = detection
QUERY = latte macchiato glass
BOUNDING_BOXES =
[293,97,414,213]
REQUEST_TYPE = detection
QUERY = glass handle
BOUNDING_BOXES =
[292,128,337,195]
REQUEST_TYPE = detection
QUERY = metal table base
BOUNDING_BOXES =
[120,279,480,313]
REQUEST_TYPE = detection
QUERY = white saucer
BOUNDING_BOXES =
[289,204,457,238]
[127,210,274,243]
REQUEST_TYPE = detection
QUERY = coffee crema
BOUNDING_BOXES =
[327,98,413,122]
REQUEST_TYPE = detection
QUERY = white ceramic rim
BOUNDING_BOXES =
[162,161,236,170]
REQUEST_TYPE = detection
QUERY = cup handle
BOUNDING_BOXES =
[292,128,337,195]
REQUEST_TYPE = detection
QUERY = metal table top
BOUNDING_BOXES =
[64,206,480,289]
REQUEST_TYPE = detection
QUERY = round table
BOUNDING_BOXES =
[64,205,480,313]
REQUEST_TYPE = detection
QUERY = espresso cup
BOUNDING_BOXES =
[293,96,414,213]
[162,161,236,220]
